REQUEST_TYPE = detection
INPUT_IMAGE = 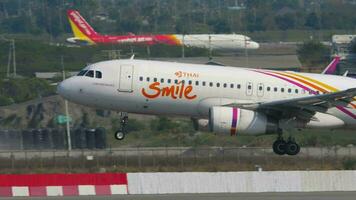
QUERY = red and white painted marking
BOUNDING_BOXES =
[0,173,128,197]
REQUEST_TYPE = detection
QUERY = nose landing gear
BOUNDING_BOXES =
[272,129,300,156]
[114,113,128,140]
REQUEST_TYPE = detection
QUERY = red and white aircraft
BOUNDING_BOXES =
[58,57,356,156]
[66,10,259,50]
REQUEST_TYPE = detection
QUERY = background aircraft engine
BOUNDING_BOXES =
[192,118,210,132]
[209,107,278,135]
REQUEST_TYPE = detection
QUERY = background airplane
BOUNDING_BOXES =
[66,10,259,50]
[57,57,356,156]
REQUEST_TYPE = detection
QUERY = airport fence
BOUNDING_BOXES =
[0,146,355,173]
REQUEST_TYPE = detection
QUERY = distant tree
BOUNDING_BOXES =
[297,40,329,67]
[208,19,231,34]
[274,13,295,30]
[305,12,320,30]
[350,39,356,53]
[271,0,299,10]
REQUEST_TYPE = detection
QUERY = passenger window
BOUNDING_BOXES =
[167,79,171,84]
[295,89,299,94]
[95,71,102,79]
[146,77,150,82]
[267,87,271,91]
[237,84,241,89]
[160,78,164,83]
[281,88,285,93]
[209,82,213,87]
[216,83,220,87]
[247,85,252,90]
[288,88,291,93]
[230,83,234,88]
[259,86,263,91]
[139,76,143,81]
[77,70,88,76]
[188,80,192,85]
[195,81,199,86]
[274,87,278,92]
[154,78,157,82]
[85,70,94,78]
[223,83,227,88]
[175,80,178,84]
[202,81,206,86]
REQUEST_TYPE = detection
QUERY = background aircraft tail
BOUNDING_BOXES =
[67,10,100,41]
[322,56,340,74]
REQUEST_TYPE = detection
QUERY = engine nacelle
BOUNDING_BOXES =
[209,107,278,135]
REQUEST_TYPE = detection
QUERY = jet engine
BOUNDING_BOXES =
[209,106,278,135]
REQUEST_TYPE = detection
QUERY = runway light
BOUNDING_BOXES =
[255,165,263,172]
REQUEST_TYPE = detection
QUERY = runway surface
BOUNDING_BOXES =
[2,192,356,200]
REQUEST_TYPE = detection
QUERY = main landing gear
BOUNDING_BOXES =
[272,129,300,156]
[114,113,128,140]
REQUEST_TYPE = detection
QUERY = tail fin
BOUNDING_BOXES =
[67,10,100,39]
[321,56,340,75]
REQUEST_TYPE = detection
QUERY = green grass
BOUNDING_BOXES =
[107,120,356,148]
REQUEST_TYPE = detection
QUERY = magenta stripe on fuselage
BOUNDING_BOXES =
[253,70,356,120]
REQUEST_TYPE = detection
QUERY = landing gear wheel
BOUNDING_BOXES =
[273,139,287,155]
[115,130,125,140]
[285,141,300,156]
[114,112,129,141]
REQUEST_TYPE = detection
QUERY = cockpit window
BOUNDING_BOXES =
[77,70,88,76]
[85,70,94,78]
[95,71,102,79]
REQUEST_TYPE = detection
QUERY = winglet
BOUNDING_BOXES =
[321,56,340,74]
[130,54,135,60]
[343,70,349,77]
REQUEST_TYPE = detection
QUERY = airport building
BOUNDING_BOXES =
[331,35,356,76]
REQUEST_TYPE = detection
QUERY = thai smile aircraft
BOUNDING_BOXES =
[66,10,259,50]
[57,57,356,156]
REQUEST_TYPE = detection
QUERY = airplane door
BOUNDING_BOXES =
[246,82,253,96]
[257,83,264,97]
[118,64,134,92]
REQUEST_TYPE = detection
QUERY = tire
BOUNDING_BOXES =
[286,141,300,156]
[114,131,125,140]
[273,139,286,155]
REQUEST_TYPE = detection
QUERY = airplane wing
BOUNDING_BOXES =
[225,88,356,121]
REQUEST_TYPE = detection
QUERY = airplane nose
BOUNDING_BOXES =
[249,41,260,49]
[57,80,71,99]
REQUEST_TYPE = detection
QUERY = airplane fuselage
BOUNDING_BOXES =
[58,59,356,131]
[67,34,260,50]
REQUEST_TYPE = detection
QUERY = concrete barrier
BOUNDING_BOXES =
[1,171,356,196]
[0,173,128,197]
[127,171,356,194]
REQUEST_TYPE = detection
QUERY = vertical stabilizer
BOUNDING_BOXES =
[67,10,99,43]
[322,56,340,74]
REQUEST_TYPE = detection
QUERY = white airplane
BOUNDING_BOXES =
[66,9,259,50]
[57,57,356,155]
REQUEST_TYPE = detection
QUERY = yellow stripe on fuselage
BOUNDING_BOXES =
[282,72,356,108]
